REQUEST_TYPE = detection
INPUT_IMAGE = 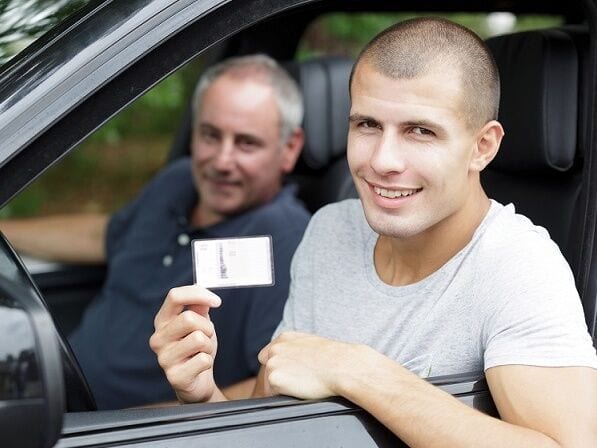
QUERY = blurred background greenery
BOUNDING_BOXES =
[0,1,562,218]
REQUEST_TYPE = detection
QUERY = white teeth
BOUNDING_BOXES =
[373,186,419,199]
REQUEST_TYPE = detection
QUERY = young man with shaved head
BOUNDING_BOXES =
[151,18,597,446]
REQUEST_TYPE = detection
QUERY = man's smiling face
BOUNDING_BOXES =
[347,61,481,240]
[191,74,298,227]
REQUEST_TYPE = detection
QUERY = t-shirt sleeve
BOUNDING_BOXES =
[483,233,597,370]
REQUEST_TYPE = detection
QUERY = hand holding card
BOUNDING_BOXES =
[192,235,275,289]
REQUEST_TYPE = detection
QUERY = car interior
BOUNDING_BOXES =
[10,1,596,420]
[484,26,597,332]
[167,22,597,337]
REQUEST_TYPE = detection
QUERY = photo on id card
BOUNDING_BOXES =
[192,235,274,289]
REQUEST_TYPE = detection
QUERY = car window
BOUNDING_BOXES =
[0,57,204,218]
[297,12,564,59]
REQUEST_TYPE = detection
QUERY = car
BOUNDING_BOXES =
[1,0,596,447]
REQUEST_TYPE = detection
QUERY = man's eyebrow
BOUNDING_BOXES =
[402,119,442,129]
[235,133,265,144]
[349,113,378,123]
[196,122,219,132]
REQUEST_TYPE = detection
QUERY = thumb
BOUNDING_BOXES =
[186,287,221,317]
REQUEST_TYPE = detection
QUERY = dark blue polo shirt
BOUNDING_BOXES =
[69,158,310,410]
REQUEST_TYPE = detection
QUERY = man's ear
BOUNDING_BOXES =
[280,127,305,173]
[469,120,505,172]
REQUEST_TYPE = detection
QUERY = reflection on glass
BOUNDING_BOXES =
[0,301,41,400]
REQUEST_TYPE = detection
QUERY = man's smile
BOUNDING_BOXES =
[372,185,422,199]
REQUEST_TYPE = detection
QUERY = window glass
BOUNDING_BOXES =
[0,57,204,218]
[297,12,564,60]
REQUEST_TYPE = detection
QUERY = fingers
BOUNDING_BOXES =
[258,331,311,364]
[150,286,220,381]
[159,329,214,373]
[150,309,215,355]
[154,285,221,330]
[164,351,214,393]
[258,336,341,400]
[149,285,223,403]
[152,309,215,347]
[260,352,297,397]
[258,343,271,365]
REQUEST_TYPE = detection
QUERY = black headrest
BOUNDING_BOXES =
[285,57,353,170]
[486,29,578,172]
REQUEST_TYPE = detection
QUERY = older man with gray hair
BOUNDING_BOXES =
[1,54,310,409]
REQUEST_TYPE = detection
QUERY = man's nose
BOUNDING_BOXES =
[213,138,236,170]
[369,131,407,175]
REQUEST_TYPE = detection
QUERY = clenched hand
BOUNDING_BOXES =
[149,285,222,403]
[258,332,367,400]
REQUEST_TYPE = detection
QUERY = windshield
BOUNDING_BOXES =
[0,0,91,64]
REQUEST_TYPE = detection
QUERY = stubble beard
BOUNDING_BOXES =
[362,206,429,239]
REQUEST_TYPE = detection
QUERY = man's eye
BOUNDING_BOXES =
[360,120,380,129]
[200,130,219,142]
[237,137,259,151]
[411,127,434,136]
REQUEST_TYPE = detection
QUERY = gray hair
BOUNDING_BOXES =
[192,54,303,142]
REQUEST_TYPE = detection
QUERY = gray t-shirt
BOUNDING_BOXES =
[274,199,597,378]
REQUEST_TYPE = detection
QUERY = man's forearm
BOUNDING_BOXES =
[207,387,229,403]
[1,214,108,263]
[221,377,257,400]
[337,346,560,448]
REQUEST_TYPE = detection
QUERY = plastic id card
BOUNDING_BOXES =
[192,235,274,289]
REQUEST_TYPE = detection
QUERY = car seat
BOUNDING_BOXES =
[167,56,357,213]
[283,57,357,212]
[484,28,597,339]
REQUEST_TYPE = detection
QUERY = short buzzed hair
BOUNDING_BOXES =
[193,54,303,142]
[350,17,500,130]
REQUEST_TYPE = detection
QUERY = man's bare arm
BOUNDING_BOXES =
[259,332,597,448]
[222,377,257,400]
[342,358,596,447]
[143,376,258,408]
[1,214,109,263]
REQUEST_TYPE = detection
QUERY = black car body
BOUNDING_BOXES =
[0,0,596,447]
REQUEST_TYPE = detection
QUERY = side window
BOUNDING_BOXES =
[297,12,564,59]
[0,59,204,219]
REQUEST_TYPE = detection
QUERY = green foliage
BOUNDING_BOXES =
[88,73,188,145]
[514,15,563,33]
[1,136,171,218]
[298,12,563,60]
[0,188,46,218]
